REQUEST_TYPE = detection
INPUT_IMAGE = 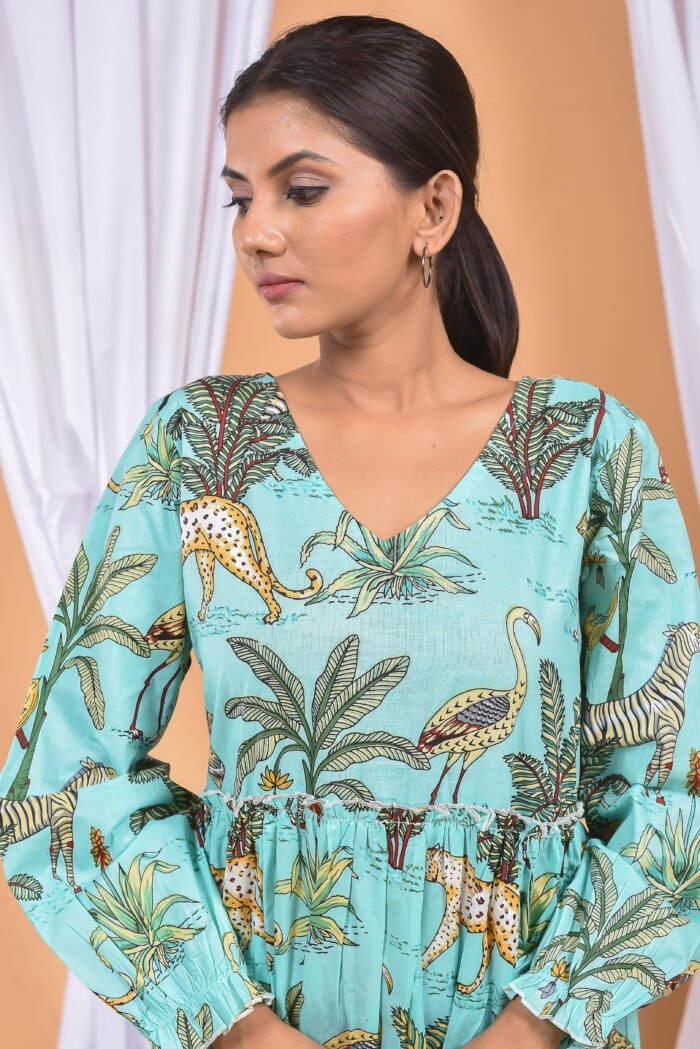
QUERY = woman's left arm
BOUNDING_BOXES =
[498,397,700,1048]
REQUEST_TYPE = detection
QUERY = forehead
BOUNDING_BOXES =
[222,95,351,175]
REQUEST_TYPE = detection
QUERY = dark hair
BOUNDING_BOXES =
[218,14,519,377]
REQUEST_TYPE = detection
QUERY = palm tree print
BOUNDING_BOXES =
[502,657,581,840]
[479,377,602,518]
[180,374,311,501]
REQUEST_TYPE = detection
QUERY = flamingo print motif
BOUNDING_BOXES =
[418,606,541,804]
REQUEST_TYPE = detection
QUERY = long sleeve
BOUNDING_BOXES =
[502,392,700,1048]
[0,389,274,1048]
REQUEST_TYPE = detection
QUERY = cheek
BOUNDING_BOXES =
[305,204,396,276]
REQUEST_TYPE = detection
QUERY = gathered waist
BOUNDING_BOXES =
[200,787,587,842]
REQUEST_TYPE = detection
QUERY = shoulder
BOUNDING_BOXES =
[537,373,669,494]
[535,372,658,448]
[178,372,270,400]
[148,373,270,413]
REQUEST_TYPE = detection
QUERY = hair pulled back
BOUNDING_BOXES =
[218,14,519,376]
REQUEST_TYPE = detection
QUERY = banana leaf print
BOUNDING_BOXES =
[580,423,678,702]
[3,372,698,1049]
[129,759,212,847]
[5,399,186,802]
[5,525,182,803]
[518,871,559,958]
[0,389,281,1048]
[146,1002,227,1049]
[224,633,430,799]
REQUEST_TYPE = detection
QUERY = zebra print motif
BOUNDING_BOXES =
[0,758,114,893]
[581,621,700,790]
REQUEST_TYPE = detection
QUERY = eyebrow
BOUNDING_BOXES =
[220,149,339,182]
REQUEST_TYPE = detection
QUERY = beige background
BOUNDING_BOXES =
[1,2,697,1044]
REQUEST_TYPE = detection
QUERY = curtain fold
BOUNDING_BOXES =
[625,3,700,1045]
[624,0,700,508]
[0,1,274,1045]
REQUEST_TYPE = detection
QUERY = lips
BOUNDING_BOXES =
[257,273,301,286]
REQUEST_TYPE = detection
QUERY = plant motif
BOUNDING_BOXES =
[145,1002,223,1049]
[179,376,326,624]
[129,758,213,847]
[518,870,559,959]
[4,524,176,802]
[118,410,182,506]
[224,633,429,800]
[375,807,427,868]
[85,851,206,995]
[180,374,311,501]
[273,836,360,954]
[526,845,689,1045]
[390,1004,449,1049]
[478,378,601,519]
[300,506,479,616]
[618,752,700,911]
[581,424,678,702]
[502,657,581,839]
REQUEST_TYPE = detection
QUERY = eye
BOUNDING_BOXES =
[222,185,327,214]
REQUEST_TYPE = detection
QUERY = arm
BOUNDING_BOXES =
[500,394,700,1048]
[215,1003,328,1047]
[464,996,564,1048]
[0,389,274,1048]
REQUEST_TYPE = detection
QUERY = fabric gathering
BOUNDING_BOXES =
[0,369,699,1049]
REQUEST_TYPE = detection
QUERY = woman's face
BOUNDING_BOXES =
[221,94,446,340]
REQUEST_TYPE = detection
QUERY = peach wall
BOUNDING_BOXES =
[0,2,696,1045]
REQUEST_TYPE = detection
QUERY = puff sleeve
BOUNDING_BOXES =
[0,389,274,1048]
[502,392,700,1048]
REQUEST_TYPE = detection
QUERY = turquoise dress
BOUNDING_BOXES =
[1,371,698,1049]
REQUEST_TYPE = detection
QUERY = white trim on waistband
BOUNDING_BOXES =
[199,788,587,838]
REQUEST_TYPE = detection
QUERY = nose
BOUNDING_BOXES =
[237,228,286,265]
[235,203,286,257]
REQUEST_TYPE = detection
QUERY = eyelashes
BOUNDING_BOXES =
[223,185,328,214]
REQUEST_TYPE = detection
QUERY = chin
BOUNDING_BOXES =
[270,315,322,340]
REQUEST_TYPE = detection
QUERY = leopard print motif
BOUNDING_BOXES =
[180,495,322,623]
[422,843,519,994]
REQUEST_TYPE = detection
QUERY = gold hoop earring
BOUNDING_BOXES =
[421,213,443,289]
[421,244,433,288]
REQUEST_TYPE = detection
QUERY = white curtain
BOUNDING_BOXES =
[625,4,700,1047]
[0,1,274,1046]
[625,0,700,509]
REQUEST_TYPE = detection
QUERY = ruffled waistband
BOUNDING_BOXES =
[200,787,587,843]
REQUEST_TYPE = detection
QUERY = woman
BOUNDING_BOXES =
[1,14,698,1049]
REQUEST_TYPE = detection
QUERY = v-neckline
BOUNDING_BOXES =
[260,370,532,545]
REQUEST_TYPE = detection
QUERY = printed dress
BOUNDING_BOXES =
[0,370,699,1049]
